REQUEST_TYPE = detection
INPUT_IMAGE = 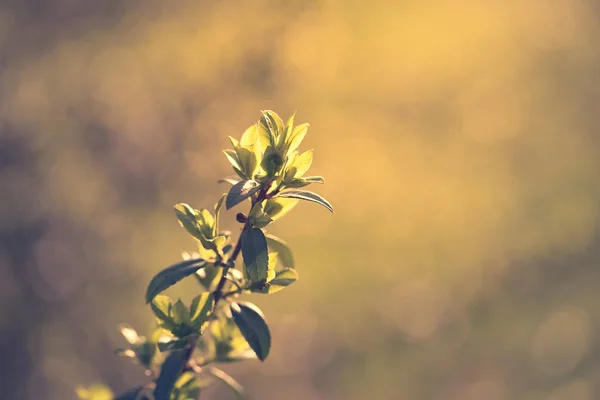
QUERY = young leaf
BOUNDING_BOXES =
[189,292,214,331]
[145,259,207,303]
[263,198,298,221]
[248,202,274,229]
[265,233,295,268]
[286,122,309,155]
[213,193,226,237]
[208,367,245,400]
[235,146,258,178]
[223,149,243,171]
[226,180,261,210]
[253,269,299,294]
[171,299,191,325]
[277,190,333,213]
[230,302,271,361]
[260,110,284,145]
[174,203,202,240]
[240,124,259,146]
[293,149,313,178]
[241,228,269,284]
[150,295,173,322]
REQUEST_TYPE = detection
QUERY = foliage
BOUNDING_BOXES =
[77,110,332,400]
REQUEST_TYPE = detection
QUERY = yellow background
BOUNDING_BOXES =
[1,0,600,399]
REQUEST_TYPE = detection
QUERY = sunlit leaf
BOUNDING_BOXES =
[189,292,214,331]
[260,110,284,145]
[208,367,245,400]
[241,228,269,284]
[150,295,172,322]
[264,233,295,268]
[286,122,309,155]
[223,149,243,171]
[195,263,223,291]
[145,259,207,303]
[248,202,274,229]
[171,299,190,325]
[277,190,333,213]
[213,193,226,236]
[263,198,298,221]
[253,269,299,294]
[174,203,202,240]
[240,124,259,146]
[226,180,261,210]
[235,146,258,178]
[266,251,277,283]
[230,302,271,361]
[293,149,313,177]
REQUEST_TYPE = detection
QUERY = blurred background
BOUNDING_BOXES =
[1,0,600,399]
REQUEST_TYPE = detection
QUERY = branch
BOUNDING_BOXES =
[152,184,269,400]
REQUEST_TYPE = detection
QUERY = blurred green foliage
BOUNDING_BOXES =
[1,0,600,399]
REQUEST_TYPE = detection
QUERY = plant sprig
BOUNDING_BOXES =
[76,110,333,400]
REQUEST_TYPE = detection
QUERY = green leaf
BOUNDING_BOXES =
[260,110,284,146]
[150,296,179,334]
[174,203,202,240]
[286,122,309,155]
[226,180,261,210]
[150,295,173,322]
[265,233,295,268]
[172,299,191,325]
[189,292,214,331]
[208,367,245,400]
[240,124,259,146]
[248,202,274,229]
[281,112,296,153]
[195,263,223,291]
[230,301,271,361]
[145,258,207,303]
[263,198,298,221]
[266,251,277,282]
[235,146,258,178]
[213,193,226,236]
[293,149,313,177]
[241,228,269,284]
[157,336,189,352]
[277,190,333,213]
[253,269,299,294]
[154,348,188,400]
[223,149,242,171]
